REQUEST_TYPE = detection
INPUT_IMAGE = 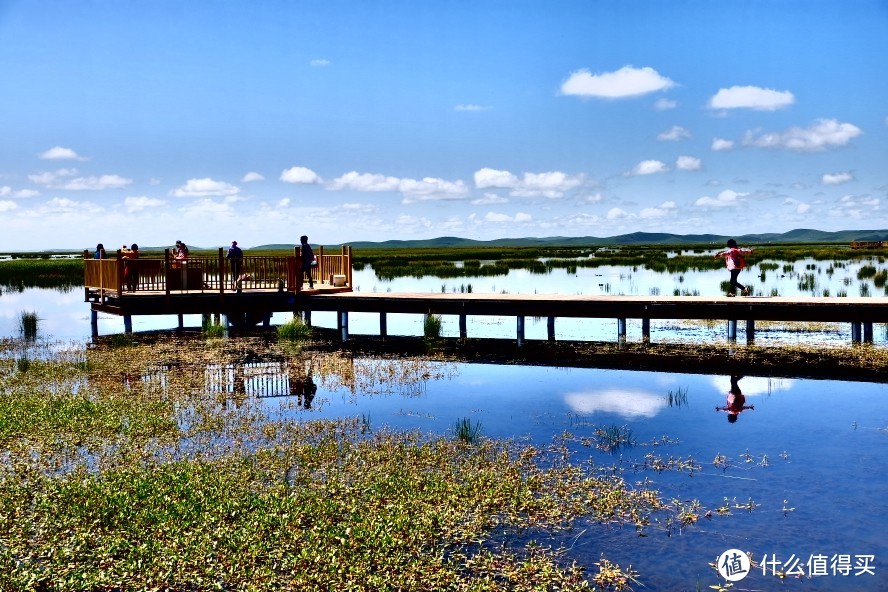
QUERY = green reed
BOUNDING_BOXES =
[18,310,39,340]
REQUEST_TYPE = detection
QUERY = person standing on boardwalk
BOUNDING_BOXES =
[715,239,753,296]
[299,235,315,289]
[94,243,106,259]
[226,240,243,290]
[122,243,140,292]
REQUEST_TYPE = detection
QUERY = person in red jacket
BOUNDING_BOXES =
[715,238,753,296]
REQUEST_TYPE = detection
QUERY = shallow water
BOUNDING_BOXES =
[260,361,888,590]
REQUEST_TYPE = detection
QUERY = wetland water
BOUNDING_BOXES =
[1,257,887,589]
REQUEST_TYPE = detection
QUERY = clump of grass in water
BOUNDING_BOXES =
[17,357,31,373]
[424,313,442,338]
[452,417,483,444]
[595,424,635,453]
[277,317,311,340]
[203,321,225,339]
[19,310,38,340]
[667,386,688,407]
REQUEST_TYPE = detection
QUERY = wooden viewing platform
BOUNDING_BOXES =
[85,249,887,345]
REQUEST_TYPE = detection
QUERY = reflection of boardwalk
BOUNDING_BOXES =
[300,292,887,344]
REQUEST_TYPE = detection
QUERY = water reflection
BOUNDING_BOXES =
[564,387,667,419]
[716,375,755,423]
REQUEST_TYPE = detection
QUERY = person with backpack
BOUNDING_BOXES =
[715,238,753,296]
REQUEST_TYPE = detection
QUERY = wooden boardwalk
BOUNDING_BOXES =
[298,292,888,344]
[84,251,887,344]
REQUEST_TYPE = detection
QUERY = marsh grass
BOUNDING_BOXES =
[424,313,443,338]
[277,317,311,340]
[0,336,733,590]
[18,310,38,340]
[452,417,483,444]
[202,320,225,338]
[594,424,636,453]
[666,387,689,408]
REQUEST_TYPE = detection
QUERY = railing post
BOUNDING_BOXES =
[347,245,353,287]
[218,248,225,294]
[116,249,124,295]
[318,245,325,285]
[164,249,171,296]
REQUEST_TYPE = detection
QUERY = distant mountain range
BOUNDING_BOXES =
[252,228,888,250]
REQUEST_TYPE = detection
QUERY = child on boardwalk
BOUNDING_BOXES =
[715,239,753,296]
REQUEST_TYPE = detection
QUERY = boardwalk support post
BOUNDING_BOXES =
[459,314,467,340]
[547,316,555,341]
[641,318,650,342]
[727,319,737,342]
[517,316,525,347]
[380,312,387,337]
[851,322,862,343]
[123,315,133,334]
[90,309,98,338]
[863,322,873,343]
[617,318,627,344]
[746,319,755,344]
[339,311,349,341]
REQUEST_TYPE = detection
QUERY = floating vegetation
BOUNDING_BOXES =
[594,424,636,453]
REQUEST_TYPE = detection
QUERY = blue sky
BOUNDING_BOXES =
[2,0,887,250]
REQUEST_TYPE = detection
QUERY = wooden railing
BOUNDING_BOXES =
[83,246,353,298]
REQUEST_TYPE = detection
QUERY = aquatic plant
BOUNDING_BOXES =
[277,317,311,340]
[423,313,442,338]
[452,417,483,444]
[18,310,38,340]
[594,424,635,452]
[666,387,688,407]
[202,319,225,338]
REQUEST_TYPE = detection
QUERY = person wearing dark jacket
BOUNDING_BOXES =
[299,235,315,289]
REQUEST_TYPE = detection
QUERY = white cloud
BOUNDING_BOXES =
[821,171,854,185]
[471,193,509,205]
[172,178,240,197]
[0,200,17,212]
[560,65,675,99]
[62,174,132,190]
[564,388,666,418]
[657,125,690,141]
[400,178,470,202]
[695,189,748,208]
[280,166,321,184]
[329,171,400,192]
[178,197,236,217]
[743,119,862,151]
[707,85,795,111]
[484,211,532,223]
[784,198,812,214]
[455,104,490,112]
[829,194,879,219]
[711,138,735,151]
[39,146,87,160]
[606,207,629,220]
[676,155,702,171]
[124,196,165,213]
[14,189,40,198]
[242,172,265,183]
[627,160,668,176]
[654,98,677,111]
[28,168,131,190]
[511,171,583,198]
[639,201,677,219]
[474,167,519,189]
[310,59,330,67]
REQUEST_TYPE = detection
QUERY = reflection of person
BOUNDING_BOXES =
[716,375,754,423]
[289,369,317,409]
[715,239,753,297]
[226,240,243,290]
[122,243,140,291]
[94,243,106,259]
[299,235,315,289]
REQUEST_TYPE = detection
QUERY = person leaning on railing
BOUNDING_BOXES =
[226,240,244,290]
